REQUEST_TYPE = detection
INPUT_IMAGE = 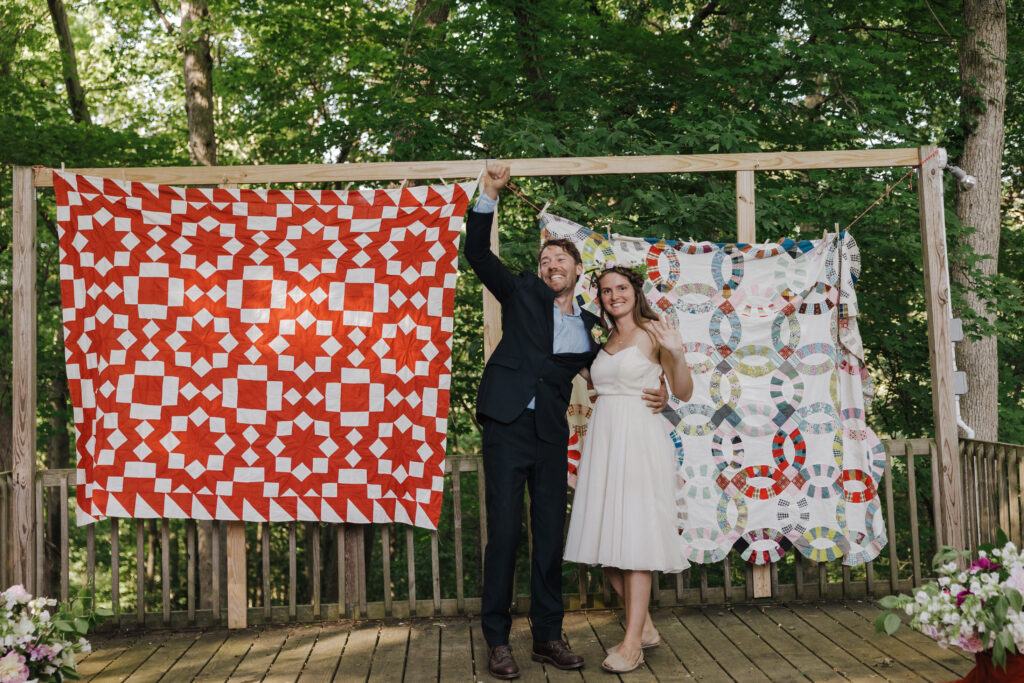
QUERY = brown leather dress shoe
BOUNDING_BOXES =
[531,639,584,670]
[488,645,520,679]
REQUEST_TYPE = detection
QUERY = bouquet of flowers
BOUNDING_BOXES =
[876,534,1024,670]
[1,584,110,682]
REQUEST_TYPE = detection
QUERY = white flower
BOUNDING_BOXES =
[905,604,915,615]
[13,615,35,636]
[4,585,31,604]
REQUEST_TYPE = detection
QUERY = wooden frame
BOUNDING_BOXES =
[12,146,962,624]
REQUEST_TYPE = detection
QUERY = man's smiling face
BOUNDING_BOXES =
[539,244,583,296]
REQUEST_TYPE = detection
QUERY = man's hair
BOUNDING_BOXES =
[538,238,582,266]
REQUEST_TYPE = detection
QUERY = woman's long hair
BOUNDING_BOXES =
[595,266,660,333]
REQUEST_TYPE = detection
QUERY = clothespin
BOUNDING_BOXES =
[539,201,550,218]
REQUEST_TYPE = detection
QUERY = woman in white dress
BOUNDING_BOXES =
[563,265,693,674]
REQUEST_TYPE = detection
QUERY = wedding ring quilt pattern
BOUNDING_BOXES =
[543,213,885,566]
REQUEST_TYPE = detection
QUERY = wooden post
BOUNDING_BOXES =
[916,145,964,551]
[226,521,247,627]
[737,170,771,598]
[12,166,36,591]
[482,209,502,358]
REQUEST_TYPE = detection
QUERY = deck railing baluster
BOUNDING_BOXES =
[136,519,145,624]
[905,443,921,587]
[60,480,69,604]
[161,519,170,625]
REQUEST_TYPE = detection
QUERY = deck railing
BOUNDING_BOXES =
[0,437,1015,628]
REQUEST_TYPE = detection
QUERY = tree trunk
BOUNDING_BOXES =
[181,0,216,165]
[46,0,92,124]
[953,0,1007,441]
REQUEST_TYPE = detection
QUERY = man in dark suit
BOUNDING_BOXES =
[465,163,667,679]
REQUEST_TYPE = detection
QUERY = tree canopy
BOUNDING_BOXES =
[2,0,1022,467]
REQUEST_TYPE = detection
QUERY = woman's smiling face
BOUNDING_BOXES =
[599,271,635,318]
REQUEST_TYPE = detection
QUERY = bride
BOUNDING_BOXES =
[563,264,693,674]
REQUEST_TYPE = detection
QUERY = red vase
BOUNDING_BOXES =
[955,651,1024,682]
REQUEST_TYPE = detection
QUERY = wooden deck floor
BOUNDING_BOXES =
[76,601,973,682]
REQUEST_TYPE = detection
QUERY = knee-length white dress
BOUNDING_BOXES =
[563,345,690,573]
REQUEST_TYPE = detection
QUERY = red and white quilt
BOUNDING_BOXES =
[54,171,475,529]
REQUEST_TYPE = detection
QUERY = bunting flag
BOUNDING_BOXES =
[55,171,475,529]
[543,213,885,566]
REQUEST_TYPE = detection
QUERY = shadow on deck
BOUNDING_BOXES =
[76,601,972,682]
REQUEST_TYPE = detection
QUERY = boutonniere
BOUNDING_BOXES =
[590,324,609,346]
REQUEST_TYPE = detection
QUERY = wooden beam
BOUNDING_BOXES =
[917,145,964,550]
[226,521,247,628]
[735,170,772,597]
[33,149,922,187]
[12,167,36,590]
[482,210,502,359]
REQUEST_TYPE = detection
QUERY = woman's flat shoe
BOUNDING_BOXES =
[641,628,661,649]
[601,650,644,674]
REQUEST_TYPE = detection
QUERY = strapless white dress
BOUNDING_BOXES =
[564,346,690,572]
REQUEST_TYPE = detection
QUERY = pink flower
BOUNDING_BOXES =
[0,650,29,682]
[969,557,1002,573]
[956,631,988,653]
[955,590,973,608]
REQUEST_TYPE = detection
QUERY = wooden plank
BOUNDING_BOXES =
[187,519,196,623]
[818,602,955,681]
[444,619,476,681]
[124,632,202,682]
[60,482,69,603]
[884,453,900,591]
[789,603,925,680]
[192,629,255,680]
[367,623,409,682]
[906,443,923,587]
[1014,449,1024,545]
[86,522,96,597]
[34,474,43,592]
[111,517,121,622]
[453,467,465,611]
[382,525,393,616]
[161,519,170,625]
[158,630,230,681]
[263,523,272,619]
[930,441,944,546]
[760,605,881,680]
[226,521,247,628]
[430,531,441,615]
[96,635,161,681]
[136,519,145,623]
[264,624,320,680]
[508,616,547,683]
[793,552,804,599]
[731,605,846,681]
[297,623,348,681]
[704,607,806,681]
[917,144,964,551]
[75,635,137,679]
[33,149,923,187]
[407,527,416,616]
[228,625,292,682]
[310,523,321,619]
[12,166,36,590]
[998,446,1010,538]
[332,622,379,681]
[652,609,731,682]
[736,170,756,242]
[213,520,222,622]
[289,522,297,620]
[477,458,487,592]
[560,611,606,678]
[402,623,441,683]
[844,601,973,671]
[677,608,769,682]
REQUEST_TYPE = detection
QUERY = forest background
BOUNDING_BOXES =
[0,0,1021,608]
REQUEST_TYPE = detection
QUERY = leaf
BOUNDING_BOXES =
[874,612,890,633]
[884,613,901,635]
[998,528,1010,546]
[74,616,89,634]
[54,620,74,632]
[877,595,901,609]
[96,606,113,617]
[1008,588,1023,613]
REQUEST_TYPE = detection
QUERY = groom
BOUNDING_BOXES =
[465,163,667,679]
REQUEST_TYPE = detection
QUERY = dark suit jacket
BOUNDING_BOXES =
[464,209,599,444]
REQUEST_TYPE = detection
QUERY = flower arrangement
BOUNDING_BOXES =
[876,533,1024,669]
[1,585,110,682]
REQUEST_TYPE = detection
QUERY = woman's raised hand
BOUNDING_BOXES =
[649,316,684,352]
